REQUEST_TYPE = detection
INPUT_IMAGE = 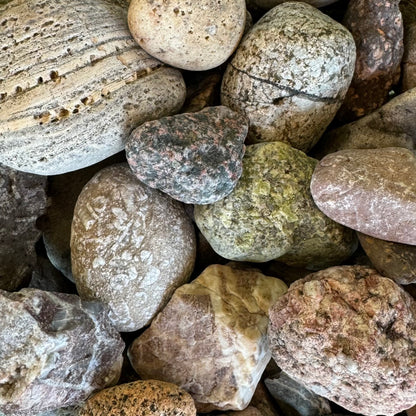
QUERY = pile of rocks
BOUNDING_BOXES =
[1,0,416,415]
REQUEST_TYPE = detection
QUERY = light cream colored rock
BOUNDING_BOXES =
[0,0,186,175]
[71,164,196,332]
[128,0,246,71]
[221,2,356,152]
[128,264,287,412]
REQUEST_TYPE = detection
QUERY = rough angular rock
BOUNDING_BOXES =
[313,87,416,158]
[126,106,248,205]
[0,163,47,291]
[265,372,332,416]
[128,0,246,71]
[221,2,356,152]
[0,0,186,175]
[128,264,287,412]
[71,163,196,332]
[268,265,416,416]
[357,232,416,285]
[195,142,357,268]
[0,288,124,416]
[79,380,196,416]
[310,147,416,245]
[337,0,403,121]
[401,0,416,91]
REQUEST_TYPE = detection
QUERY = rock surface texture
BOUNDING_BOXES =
[221,2,356,152]
[126,106,248,204]
[268,265,416,416]
[128,264,287,412]
[247,0,339,9]
[71,164,196,332]
[0,288,124,416]
[0,164,47,291]
[401,0,416,91]
[79,380,196,416]
[310,147,416,245]
[195,142,357,268]
[0,0,186,175]
[337,0,403,121]
[357,232,416,285]
[127,0,246,71]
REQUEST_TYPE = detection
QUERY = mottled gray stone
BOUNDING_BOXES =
[0,288,124,416]
[246,0,340,9]
[126,106,247,204]
[71,164,196,332]
[0,163,47,291]
[128,264,287,412]
[268,265,416,416]
[313,87,416,158]
[195,142,357,268]
[221,2,356,152]
[310,147,416,245]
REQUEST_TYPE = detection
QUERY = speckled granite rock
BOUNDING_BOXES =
[0,0,186,175]
[128,0,246,71]
[221,2,356,152]
[313,87,416,157]
[0,288,124,416]
[0,164,47,291]
[310,147,416,245]
[268,265,416,416]
[71,163,196,332]
[265,371,331,416]
[128,264,287,412]
[36,407,80,416]
[79,380,196,416]
[401,0,416,91]
[357,232,416,285]
[195,142,357,268]
[126,106,247,205]
[337,0,403,121]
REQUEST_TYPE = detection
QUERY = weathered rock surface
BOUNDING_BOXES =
[313,87,416,157]
[246,0,339,9]
[71,163,196,332]
[0,288,124,416]
[357,232,416,285]
[195,142,357,268]
[268,265,416,416]
[265,371,332,416]
[126,106,248,205]
[36,407,80,416]
[221,2,356,152]
[310,147,416,245]
[128,0,246,71]
[0,0,186,175]
[337,0,403,121]
[79,380,196,416]
[128,264,287,412]
[401,0,416,91]
[0,163,47,291]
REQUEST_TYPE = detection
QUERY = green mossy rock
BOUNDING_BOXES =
[194,142,357,268]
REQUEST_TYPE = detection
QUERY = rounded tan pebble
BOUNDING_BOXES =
[128,0,246,71]
[79,380,197,416]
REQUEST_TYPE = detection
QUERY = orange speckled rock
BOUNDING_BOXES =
[79,380,196,416]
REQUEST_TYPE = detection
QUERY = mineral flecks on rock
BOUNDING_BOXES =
[0,288,124,416]
[128,264,287,412]
[268,265,416,416]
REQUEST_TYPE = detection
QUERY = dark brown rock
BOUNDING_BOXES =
[268,265,416,416]
[0,288,124,415]
[337,0,403,121]
[400,0,416,91]
[310,147,416,245]
[0,163,47,291]
[357,232,416,284]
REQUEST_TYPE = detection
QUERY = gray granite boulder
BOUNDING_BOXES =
[126,106,248,204]
[0,288,124,416]
[221,2,356,152]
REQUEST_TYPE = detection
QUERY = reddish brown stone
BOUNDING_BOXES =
[400,0,416,91]
[337,0,403,121]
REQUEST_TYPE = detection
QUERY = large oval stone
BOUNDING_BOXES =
[310,147,416,245]
[0,0,185,175]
